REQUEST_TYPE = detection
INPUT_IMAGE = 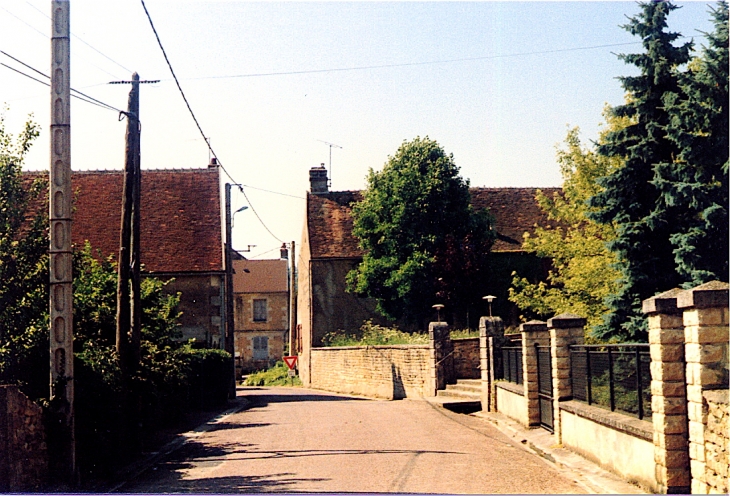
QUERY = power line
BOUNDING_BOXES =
[241,184,305,200]
[179,40,652,81]
[0,63,120,112]
[23,0,133,75]
[1,51,121,113]
[139,0,285,244]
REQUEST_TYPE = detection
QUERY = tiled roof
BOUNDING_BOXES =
[470,187,561,252]
[25,168,223,273]
[306,187,560,259]
[233,259,288,293]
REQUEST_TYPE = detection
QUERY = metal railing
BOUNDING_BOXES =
[500,346,523,384]
[570,344,652,420]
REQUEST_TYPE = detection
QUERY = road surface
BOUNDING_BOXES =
[118,387,586,493]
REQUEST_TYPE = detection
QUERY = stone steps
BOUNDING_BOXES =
[436,379,482,400]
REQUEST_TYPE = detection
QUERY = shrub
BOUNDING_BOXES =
[245,361,302,387]
[322,320,428,346]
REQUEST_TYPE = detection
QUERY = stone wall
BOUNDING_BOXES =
[453,338,480,379]
[309,345,430,399]
[703,389,728,494]
[0,385,48,492]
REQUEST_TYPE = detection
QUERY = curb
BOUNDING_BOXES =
[107,396,253,493]
[471,410,648,494]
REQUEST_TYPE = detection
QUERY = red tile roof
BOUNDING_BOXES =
[26,168,223,273]
[306,187,560,259]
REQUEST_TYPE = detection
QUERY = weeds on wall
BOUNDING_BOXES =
[322,320,429,346]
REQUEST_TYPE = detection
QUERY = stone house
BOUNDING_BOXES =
[296,166,557,353]
[233,258,289,374]
[26,164,226,347]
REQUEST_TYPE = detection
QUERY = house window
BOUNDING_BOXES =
[253,299,267,322]
[253,336,269,360]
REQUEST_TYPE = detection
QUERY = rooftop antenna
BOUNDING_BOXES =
[317,139,342,188]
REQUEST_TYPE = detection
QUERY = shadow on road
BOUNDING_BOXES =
[125,472,328,493]
[205,421,272,432]
[244,392,368,408]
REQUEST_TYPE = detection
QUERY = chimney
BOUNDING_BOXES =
[208,157,219,168]
[309,163,329,194]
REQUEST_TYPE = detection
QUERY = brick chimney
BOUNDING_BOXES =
[208,157,219,168]
[309,164,328,194]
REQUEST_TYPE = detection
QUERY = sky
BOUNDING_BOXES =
[0,1,718,260]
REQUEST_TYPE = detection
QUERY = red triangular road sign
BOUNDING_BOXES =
[283,356,298,370]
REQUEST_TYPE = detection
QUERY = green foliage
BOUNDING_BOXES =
[244,360,302,387]
[0,111,48,400]
[322,320,429,347]
[449,329,479,339]
[510,114,625,336]
[588,1,693,341]
[347,137,495,327]
[658,2,729,286]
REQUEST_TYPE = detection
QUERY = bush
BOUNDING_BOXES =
[181,347,233,409]
[245,361,302,387]
[322,320,428,346]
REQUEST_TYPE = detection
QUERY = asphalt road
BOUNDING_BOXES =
[118,387,587,494]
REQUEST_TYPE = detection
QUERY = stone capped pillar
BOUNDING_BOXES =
[479,316,505,412]
[547,313,586,444]
[643,287,689,495]
[521,320,548,427]
[677,281,729,494]
[428,322,452,396]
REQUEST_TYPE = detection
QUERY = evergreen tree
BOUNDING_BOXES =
[658,2,728,286]
[588,1,692,341]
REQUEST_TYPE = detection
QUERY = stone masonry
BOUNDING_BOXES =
[521,320,549,427]
[643,287,690,494]
[702,389,728,494]
[0,385,48,492]
[480,316,505,412]
[429,322,453,395]
[677,281,729,494]
[547,313,585,444]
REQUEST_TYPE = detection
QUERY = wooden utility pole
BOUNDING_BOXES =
[111,73,157,371]
[49,0,75,483]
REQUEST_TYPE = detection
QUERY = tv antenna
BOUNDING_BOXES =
[317,140,342,188]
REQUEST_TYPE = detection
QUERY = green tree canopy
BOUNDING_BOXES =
[347,137,495,328]
[588,1,692,341]
[658,1,728,286]
[510,110,627,336]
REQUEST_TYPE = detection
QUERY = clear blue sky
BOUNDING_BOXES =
[1,1,718,259]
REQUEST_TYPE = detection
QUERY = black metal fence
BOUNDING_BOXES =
[570,344,652,420]
[500,346,523,384]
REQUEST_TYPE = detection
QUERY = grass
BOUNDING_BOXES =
[322,320,429,346]
[244,361,302,387]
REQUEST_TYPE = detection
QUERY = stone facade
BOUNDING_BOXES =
[309,345,430,399]
[521,320,549,427]
[452,338,480,379]
[703,390,728,494]
[0,386,47,492]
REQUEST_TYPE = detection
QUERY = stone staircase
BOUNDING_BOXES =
[429,379,482,414]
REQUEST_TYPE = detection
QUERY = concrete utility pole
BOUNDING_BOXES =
[288,240,297,355]
[49,0,75,483]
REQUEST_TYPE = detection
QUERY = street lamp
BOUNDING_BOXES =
[482,295,496,317]
[432,304,444,323]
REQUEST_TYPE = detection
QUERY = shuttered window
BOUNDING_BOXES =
[253,299,267,322]
[252,336,269,360]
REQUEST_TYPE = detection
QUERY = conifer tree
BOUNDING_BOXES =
[658,2,729,286]
[588,1,692,341]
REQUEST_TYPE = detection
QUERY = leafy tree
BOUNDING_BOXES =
[0,111,48,400]
[657,1,728,286]
[587,1,692,341]
[347,137,495,328]
[510,110,627,335]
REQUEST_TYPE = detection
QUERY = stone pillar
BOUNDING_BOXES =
[480,316,505,412]
[643,288,689,495]
[547,313,586,444]
[521,320,548,427]
[677,281,729,495]
[428,322,451,396]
